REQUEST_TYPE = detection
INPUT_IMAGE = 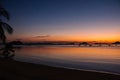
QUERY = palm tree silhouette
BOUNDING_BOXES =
[0,5,14,59]
[0,5,13,44]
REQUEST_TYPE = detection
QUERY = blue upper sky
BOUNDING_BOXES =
[2,0,120,42]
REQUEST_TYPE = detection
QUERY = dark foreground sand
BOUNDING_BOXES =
[0,58,120,80]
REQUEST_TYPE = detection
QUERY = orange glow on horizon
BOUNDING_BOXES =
[7,34,120,43]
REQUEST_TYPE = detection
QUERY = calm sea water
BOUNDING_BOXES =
[14,45,120,74]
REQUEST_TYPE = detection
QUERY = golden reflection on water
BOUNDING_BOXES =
[15,46,120,62]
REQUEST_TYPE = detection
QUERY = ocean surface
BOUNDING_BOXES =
[14,45,120,74]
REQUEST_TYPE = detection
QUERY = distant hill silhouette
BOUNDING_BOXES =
[9,41,23,45]
[113,41,120,44]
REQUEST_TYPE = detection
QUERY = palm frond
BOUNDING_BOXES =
[0,6,10,20]
[1,22,13,34]
[0,25,6,43]
[0,34,6,43]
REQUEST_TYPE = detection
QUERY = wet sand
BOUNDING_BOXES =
[0,58,120,80]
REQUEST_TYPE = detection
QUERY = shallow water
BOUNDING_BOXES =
[14,45,120,74]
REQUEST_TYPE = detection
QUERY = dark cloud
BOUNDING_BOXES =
[34,35,50,38]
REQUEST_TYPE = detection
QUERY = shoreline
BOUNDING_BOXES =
[0,58,120,80]
[15,57,120,74]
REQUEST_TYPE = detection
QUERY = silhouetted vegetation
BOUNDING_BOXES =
[0,42,14,59]
[0,5,13,44]
[0,4,14,59]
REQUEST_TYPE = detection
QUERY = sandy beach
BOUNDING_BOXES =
[0,58,120,80]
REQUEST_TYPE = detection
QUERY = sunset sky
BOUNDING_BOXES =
[2,0,120,42]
